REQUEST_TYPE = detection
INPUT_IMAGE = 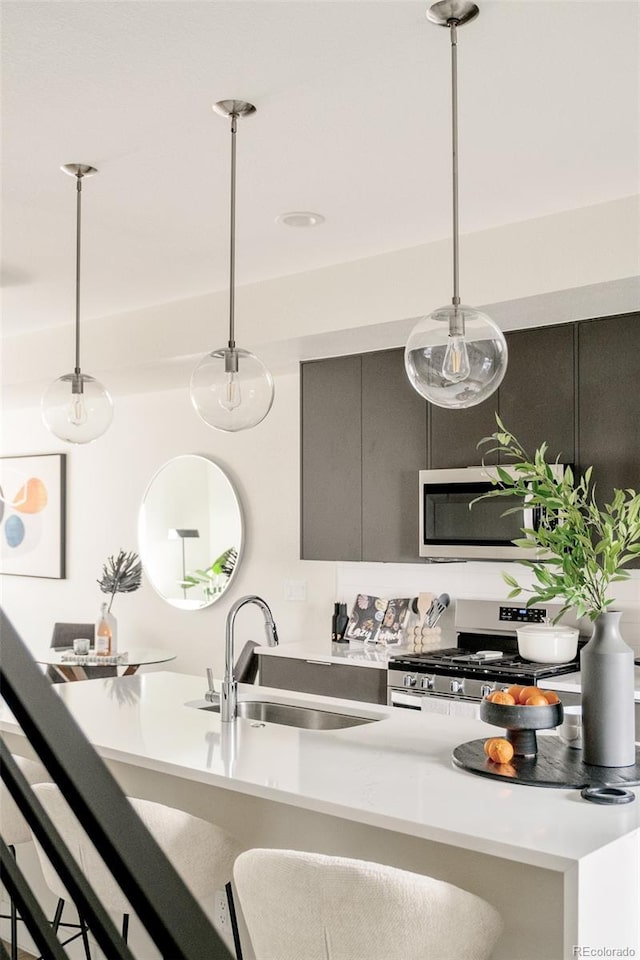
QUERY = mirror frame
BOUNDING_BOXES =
[138,454,244,611]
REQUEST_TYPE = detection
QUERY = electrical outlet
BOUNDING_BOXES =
[215,889,229,928]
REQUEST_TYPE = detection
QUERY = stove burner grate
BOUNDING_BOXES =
[390,646,580,679]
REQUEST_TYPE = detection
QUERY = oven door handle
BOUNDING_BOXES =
[389,689,425,709]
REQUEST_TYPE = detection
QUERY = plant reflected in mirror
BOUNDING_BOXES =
[180,547,238,601]
[138,456,243,611]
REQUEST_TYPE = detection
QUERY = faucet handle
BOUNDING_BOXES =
[205,667,219,703]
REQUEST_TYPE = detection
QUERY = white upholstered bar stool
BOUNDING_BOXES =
[0,756,53,960]
[234,849,504,960]
[31,784,245,959]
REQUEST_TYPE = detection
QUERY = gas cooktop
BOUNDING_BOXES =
[390,646,580,680]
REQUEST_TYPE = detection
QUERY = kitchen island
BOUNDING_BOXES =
[2,671,638,960]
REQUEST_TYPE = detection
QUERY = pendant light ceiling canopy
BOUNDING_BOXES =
[41,164,113,443]
[405,1,508,410]
[190,100,275,432]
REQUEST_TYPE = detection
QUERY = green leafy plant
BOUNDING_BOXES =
[475,415,640,622]
[181,547,238,600]
[98,550,143,612]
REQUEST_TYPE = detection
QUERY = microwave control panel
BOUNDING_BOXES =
[499,606,547,624]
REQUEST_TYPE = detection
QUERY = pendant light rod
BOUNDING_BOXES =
[61,163,97,382]
[427,1,479,334]
[212,100,256,374]
[74,172,83,374]
[43,162,113,444]
[228,112,238,349]
[450,19,460,309]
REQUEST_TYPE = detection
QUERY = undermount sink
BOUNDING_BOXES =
[188,699,380,730]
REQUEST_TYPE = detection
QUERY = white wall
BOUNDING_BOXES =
[0,373,333,677]
[2,365,638,678]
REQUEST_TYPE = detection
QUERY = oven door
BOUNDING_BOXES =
[388,686,481,719]
[419,466,563,560]
[389,688,425,710]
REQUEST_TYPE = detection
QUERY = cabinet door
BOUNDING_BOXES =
[361,349,427,562]
[301,356,362,560]
[499,324,575,464]
[578,313,640,503]
[429,402,499,468]
[259,656,388,704]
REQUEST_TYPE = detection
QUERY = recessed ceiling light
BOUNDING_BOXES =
[276,211,325,228]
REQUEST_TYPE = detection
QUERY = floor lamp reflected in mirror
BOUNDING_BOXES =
[168,528,200,599]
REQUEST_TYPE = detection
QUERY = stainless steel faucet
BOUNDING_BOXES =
[209,595,278,722]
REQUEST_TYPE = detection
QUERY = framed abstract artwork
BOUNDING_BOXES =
[0,454,66,579]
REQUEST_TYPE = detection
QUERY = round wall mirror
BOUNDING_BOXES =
[138,455,243,610]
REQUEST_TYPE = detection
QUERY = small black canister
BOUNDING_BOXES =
[332,602,349,642]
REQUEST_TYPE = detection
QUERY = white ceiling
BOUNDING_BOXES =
[2,0,639,339]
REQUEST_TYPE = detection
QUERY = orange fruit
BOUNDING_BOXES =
[506,684,526,703]
[518,686,540,705]
[483,737,500,757]
[489,691,516,705]
[487,738,515,763]
[543,691,560,705]
[525,693,549,706]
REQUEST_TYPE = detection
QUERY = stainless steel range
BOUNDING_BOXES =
[387,598,584,712]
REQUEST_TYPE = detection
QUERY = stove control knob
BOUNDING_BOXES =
[450,678,464,695]
[421,675,434,691]
[403,674,417,688]
[480,683,494,699]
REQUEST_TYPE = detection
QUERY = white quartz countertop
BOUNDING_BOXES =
[3,671,638,875]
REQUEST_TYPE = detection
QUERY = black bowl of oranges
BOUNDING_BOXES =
[480,685,563,759]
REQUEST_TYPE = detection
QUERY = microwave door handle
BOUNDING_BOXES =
[523,503,538,531]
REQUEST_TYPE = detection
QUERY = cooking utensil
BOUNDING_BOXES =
[450,649,502,663]
[517,624,579,663]
[424,593,450,628]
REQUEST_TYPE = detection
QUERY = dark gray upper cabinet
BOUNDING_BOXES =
[361,349,427,561]
[301,314,637,563]
[578,313,640,503]
[301,355,362,560]
[429,402,499,468]
[498,324,575,465]
[301,349,427,562]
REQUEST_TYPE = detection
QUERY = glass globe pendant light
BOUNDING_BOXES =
[42,165,113,443]
[405,1,508,409]
[190,100,274,432]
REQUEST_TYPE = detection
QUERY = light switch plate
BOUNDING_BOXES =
[285,579,307,601]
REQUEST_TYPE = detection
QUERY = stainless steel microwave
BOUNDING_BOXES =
[419,465,565,561]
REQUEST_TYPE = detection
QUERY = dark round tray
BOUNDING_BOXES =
[480,697,563,757]
[453,736,640,789]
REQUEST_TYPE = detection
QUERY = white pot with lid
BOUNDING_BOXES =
[516,624,579,663]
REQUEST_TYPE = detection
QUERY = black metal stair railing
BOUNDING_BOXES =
[0,607,233,960]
